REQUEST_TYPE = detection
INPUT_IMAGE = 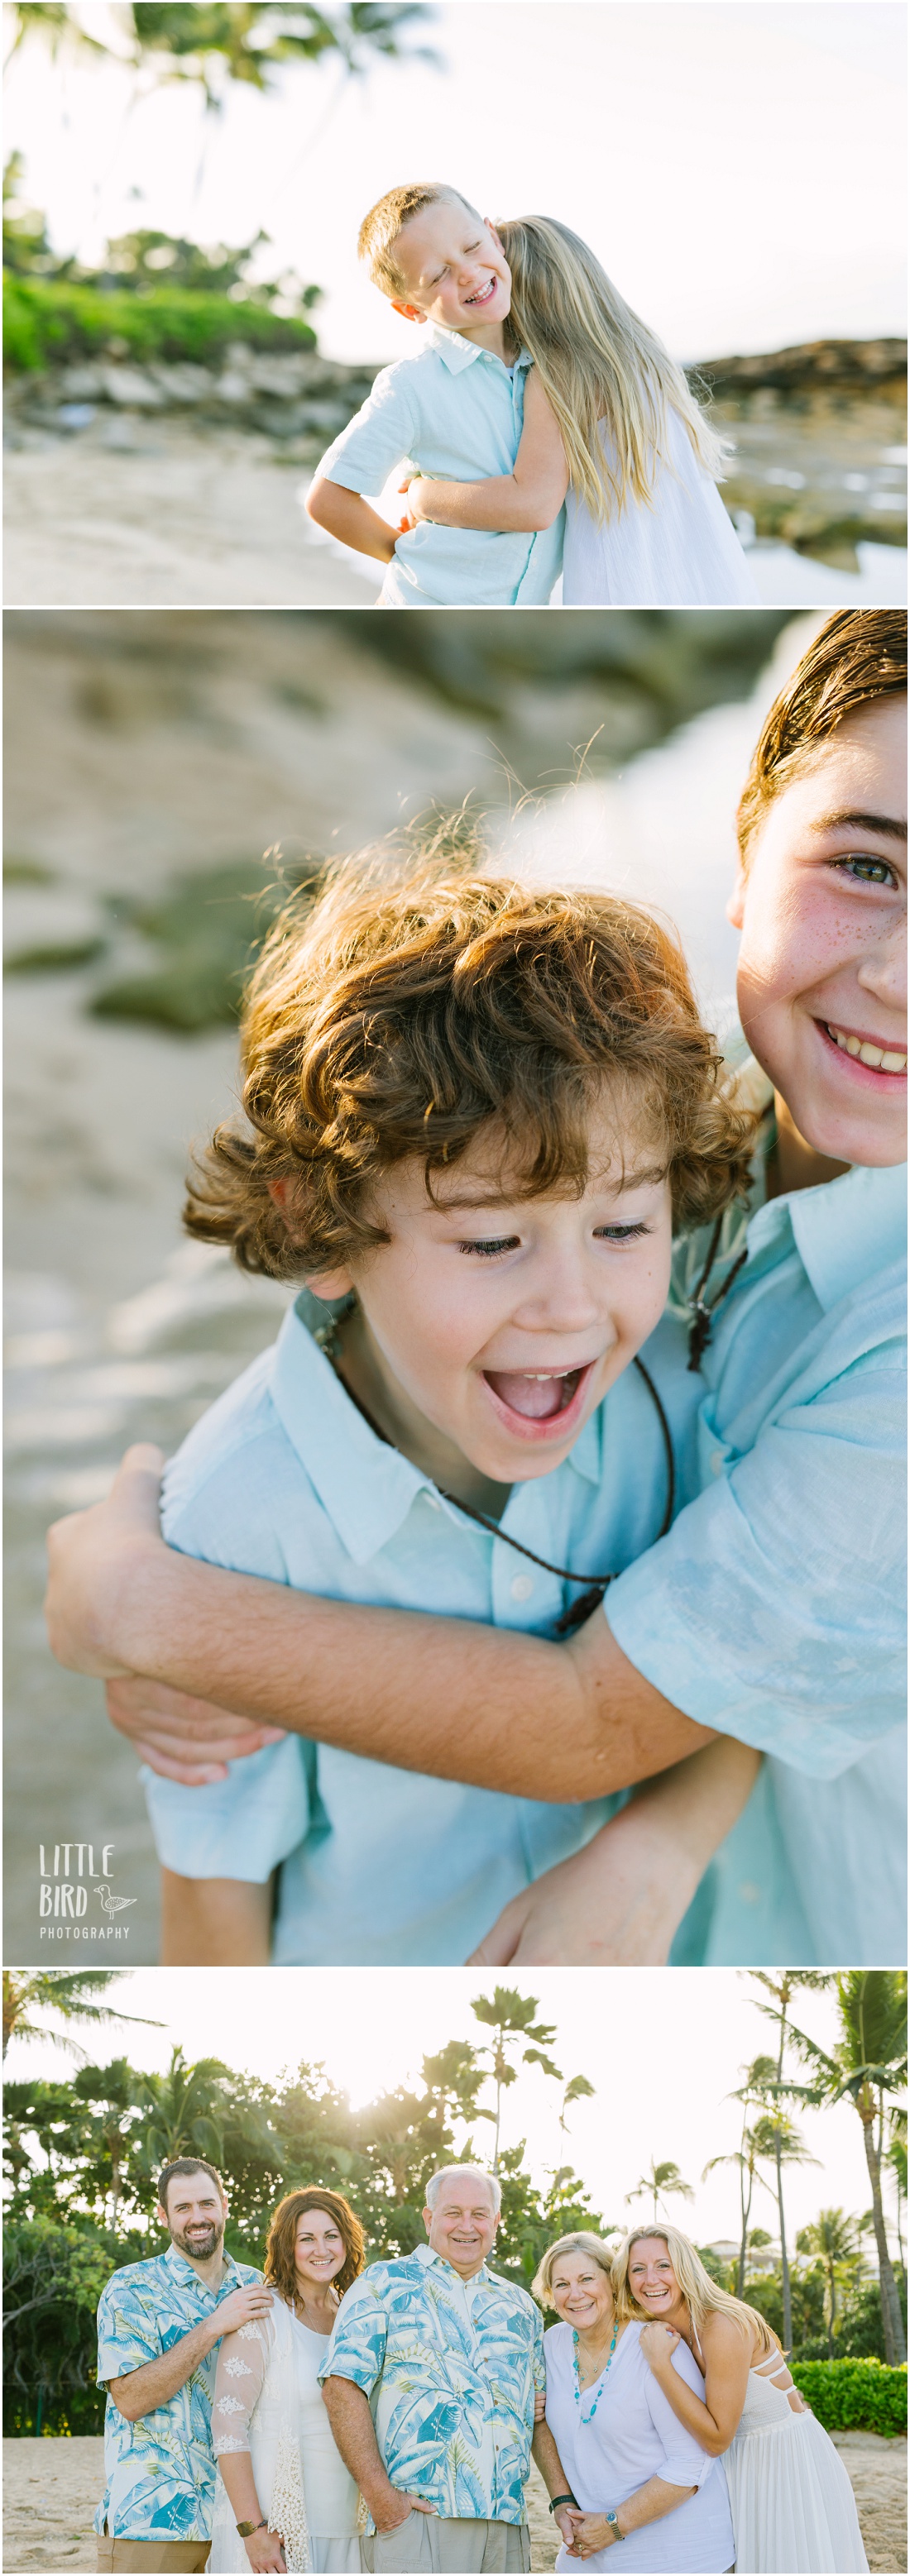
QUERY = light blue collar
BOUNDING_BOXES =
[414,2241,492,2285]
[424,320,531,376]
[747,1159,907,1311]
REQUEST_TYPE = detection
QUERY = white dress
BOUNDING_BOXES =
[544,2318,735,2572]
[721,2348,869,2574]
[562,406,759,605]
[208,2292,362,2574]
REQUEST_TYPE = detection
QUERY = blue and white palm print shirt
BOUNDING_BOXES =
[319,2242,544,2527]
[95,2244,261,2539]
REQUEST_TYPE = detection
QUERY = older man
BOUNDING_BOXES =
[320,2163,577,2574]
[95,2157,270,2574]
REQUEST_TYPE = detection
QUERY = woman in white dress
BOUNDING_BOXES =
[614,2225,868,2574]
[208,2187,364,2576]
[400,215,758,605]
[533,2231,735,2571]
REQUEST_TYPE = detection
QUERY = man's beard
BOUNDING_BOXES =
[171,2220,222,2261]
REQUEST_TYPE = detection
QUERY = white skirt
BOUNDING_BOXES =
[724,2410,869,2573]
[563,409,759,606]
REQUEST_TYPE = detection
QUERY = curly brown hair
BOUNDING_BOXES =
[264,2187,365,2307]
[737,608,907,861]
[183,840,757,1279]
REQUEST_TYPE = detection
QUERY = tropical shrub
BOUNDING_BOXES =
[790,2357,908,2437]
[4,276,317,372]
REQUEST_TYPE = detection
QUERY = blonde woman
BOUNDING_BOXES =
[402,216,758,605]
[532,2232,735,2569]
[208,2189,364,2575]
[615,2226,868,2574]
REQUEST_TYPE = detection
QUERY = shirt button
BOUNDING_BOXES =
[710,1451,725,1475]
[510,1574,534,1601]
[425,1494,441,1510]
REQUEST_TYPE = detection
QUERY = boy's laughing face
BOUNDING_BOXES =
[304,1094,673,1510]
[390,198,512,350]
[730,693,907,1169]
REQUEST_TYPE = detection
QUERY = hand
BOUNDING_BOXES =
[553,2502,578,2550]
[395,480,418,533]
[568,2514,614,2554]
[106,1675,286,1784]
[45,1443,170,1678]
[243,2531,285,2574]
[372,2488,437,2533]
[398,474,433,523]
[468,1809,687,1965]
[214,2282,274,2337]
[639,2320,681,2373]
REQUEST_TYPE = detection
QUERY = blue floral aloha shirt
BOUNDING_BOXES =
[318,2242,544,2528]
[95,2243,262,2539]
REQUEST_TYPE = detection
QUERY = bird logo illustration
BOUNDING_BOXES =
[93,1882,137,1919]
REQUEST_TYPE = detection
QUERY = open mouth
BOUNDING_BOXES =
[481,1360,593,1440]
[821,1020,907,1077]
[464,276,498,308]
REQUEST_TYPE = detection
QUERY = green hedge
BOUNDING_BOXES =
[791,2358,907,2437]
[3,275,318,373]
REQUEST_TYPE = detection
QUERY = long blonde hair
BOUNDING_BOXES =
[497,215,726,524]
[613,2225,778,2356]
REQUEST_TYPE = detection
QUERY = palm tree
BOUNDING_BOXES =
[703,2116,770,2297]
[796,2208,861,2358]
[2,1970,156,2063]
[886,2115,907,2279]
[132,2048,231,2190]
[470,1991,563,2170]
[71,2059,155,2230]
[748,1973,830,2354]
[625,2159,696,2227]
[559,2076,596,2135]
[5,5,436,101]
[789,1971,907,2363]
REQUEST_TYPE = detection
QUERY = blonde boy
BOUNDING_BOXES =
[305,184,564,604]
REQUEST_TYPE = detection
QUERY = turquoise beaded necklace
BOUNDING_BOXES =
[572,2323,618,2423]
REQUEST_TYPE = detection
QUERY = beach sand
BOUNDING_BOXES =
[2,2435,906,2573]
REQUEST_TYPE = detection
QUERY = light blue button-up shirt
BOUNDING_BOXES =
[144,1289,685,1964]
[608,1156,907,1967]
[95,2244,261,2540]
[318,2242,544,2528]
[318,322,564,605]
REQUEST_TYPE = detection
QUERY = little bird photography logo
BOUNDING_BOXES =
[38,1842,137,1943]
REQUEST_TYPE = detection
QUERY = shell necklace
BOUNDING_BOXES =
[572,2323,619,2423]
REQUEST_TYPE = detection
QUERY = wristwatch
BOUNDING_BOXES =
[606,2509,625,2543]
[236,2519,269,2537]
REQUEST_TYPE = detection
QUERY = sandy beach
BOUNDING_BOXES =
[2,2435,906,2574]
[4,417,905,610]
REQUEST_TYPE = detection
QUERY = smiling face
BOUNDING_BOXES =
[730,695,907,1168]
[305,1094,673,1508]
[627,2237,684,2322]
[424,2174,499,2277]
[390,196,512,346]
[549,2248,615,2338]
[293,2206,347,2295]
[158,2168,226,2266]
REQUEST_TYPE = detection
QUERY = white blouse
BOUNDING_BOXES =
[544,2318,735,2573]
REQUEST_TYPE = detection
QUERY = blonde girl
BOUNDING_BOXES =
[615,2225,868,2572]
[402,214,759,605]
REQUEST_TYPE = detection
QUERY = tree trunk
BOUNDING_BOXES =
[861,2105,906,2363]
[737,2158,753,2299]
[826,2257,835,2359]
[775,2004,793,2354]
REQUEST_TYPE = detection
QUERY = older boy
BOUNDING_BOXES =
[46,614,907,1967]
[305,185,564,605]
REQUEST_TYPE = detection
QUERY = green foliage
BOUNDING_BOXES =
[3,274,318,373]
[743,2268,827,2352]
[789,2358,908,2439]
[2,2214,135,2432]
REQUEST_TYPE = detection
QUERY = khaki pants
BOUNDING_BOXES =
[363,2515,531,2574]
[96,2535,211,2573]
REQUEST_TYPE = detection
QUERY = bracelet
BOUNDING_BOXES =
[548,2494,577,2515]
[236,2520,269,2537]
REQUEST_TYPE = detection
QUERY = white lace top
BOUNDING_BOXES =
[212,2295,360,2544]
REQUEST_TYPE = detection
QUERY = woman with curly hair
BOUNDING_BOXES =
[209,2188,365,2576]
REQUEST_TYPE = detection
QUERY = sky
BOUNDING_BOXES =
[9,1965,897,2257]
[4,2,906,365]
